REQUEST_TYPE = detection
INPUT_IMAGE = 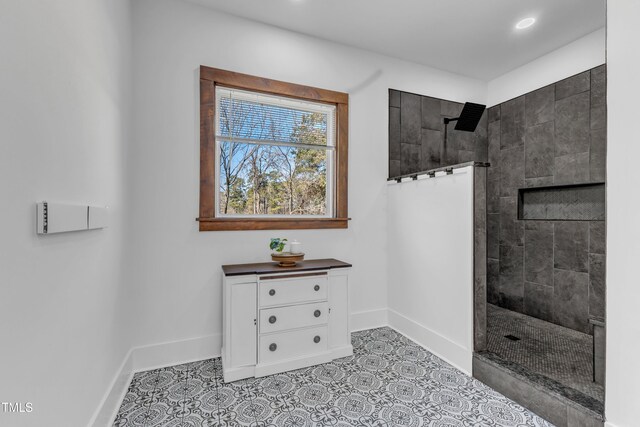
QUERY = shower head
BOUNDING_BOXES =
[455,102,486,132]
[443,102,487,132]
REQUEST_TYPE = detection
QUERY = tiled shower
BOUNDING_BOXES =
[486,65,606,333]
[483,65,607,415]
[389,64,607,421]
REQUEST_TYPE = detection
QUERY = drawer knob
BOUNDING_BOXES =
[269,289,276,296]
[314,310,321,318]
[314,336,321,343]
[269,315,277,324]
[314,285,320,291]
[269,343,277,352]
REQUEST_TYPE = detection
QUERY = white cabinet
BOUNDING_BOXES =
[221,260,352,382]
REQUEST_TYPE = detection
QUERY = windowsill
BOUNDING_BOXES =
[197,217,350,231]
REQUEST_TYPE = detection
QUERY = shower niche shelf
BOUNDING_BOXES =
[518,182,605,221]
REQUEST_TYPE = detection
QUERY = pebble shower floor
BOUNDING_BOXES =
[114,327,554,426]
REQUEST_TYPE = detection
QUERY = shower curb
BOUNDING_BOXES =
[473,352,604,427]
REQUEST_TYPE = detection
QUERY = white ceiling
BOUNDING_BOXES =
[185,0,605,80]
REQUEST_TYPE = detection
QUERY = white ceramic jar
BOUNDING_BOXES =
[289,240,302,254]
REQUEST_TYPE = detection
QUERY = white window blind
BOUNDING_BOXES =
[214,86,336,217]
[215,87,336,149]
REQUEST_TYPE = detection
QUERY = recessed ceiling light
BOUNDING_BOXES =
[515,17,536,30]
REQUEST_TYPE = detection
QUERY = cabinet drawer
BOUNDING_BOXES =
[259,326,328,364]
[260,302,328,334]
[259,275,327,307]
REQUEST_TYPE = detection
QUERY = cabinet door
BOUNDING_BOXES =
[230,282,257,367]
[328,272,350,349]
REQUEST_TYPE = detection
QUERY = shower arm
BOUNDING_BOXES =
[442,117,456,161]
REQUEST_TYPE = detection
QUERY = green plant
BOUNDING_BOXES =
[269,238,288,253]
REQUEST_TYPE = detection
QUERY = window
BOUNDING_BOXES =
[216,87,335,217]
[199,67,349,231]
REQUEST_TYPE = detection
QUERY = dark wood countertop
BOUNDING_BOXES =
[222,258,352,276]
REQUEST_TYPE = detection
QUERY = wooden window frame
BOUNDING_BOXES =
[198,66,349,231]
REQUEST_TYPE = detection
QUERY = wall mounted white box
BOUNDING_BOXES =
[36,203,108,234]
[36,202,88,234]
[88,206,108,229]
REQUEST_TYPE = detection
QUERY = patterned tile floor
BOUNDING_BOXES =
[486,304,604,403]
[114,327,554,426]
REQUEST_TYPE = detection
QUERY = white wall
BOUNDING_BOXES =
[127,0,486,356]
[488,28,605,106]
[605,2,640,426]
[0,1,132,426]
[387,168,475,373]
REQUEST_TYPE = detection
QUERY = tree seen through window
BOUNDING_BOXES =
[216,88,334,216]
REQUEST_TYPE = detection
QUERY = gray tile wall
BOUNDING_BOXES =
[486,65,606,334]
[474,167,488,352]
[389,90,488,177]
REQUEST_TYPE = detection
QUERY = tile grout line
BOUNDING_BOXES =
[212,360,223,425]
[192,359,220,425]
[245,377,260,425]
[274,371,294,422]
[179,365,190,427]
[143,369,161,427]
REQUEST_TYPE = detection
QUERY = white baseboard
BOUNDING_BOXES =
[130,333,221,373]
[89,348,134,427]
[90,333,221,427]
[387,309,472,374]
[350,308,388,332]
